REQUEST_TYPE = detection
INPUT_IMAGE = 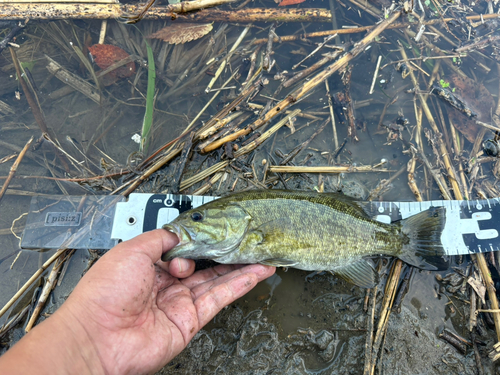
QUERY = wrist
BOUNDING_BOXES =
[52,306,106,375]
[0,307,105,375]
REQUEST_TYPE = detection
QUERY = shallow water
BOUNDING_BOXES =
[1,1,499,372]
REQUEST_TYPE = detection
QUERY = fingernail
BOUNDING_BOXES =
[176,258,184,273]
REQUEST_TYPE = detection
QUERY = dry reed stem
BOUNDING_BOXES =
[252,14,500,45]
[0,4,332,21]
[0,248,69,319]
[25,257,66,332]
[10,48,50,136]
[407,104,423,201]
[475,254,500,341]
[179,161,229,191]
[0,0,118,2]
[399,42,462,200]
[206,26,250,93]
[201,10,401,153]
[46,56,100,104]
[268,165,391,173]
[362,285,378,375]
[369,260,403,374]
[180,109,301,191]
[0,136,33,204]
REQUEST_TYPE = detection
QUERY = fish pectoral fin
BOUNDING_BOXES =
[333,259,378,288]
[260,258,298,267]
[243,218,292,249]
[254,218,293,236]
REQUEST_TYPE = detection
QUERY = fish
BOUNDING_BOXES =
[162,190,447,288]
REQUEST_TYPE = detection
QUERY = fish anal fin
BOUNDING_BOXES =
[333,259,378,288]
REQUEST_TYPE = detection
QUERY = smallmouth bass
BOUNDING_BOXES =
[162,190,447,287]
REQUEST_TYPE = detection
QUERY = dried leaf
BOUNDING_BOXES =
[279,0,306,6]
[468,272,486,305]
[88,44,136,86]
[148,23,213,45]
[446,73,494,143]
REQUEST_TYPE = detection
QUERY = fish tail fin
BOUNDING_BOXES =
[399,206,449,271]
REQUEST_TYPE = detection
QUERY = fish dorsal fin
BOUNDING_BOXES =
[333,259,378,288]
[260,258,299,267]
[321,192,370,218]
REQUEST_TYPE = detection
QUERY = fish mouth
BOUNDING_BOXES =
[163,223,193,247]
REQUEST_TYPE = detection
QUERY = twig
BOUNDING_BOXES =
[474,254,500,341]
[10,48,50,136]
[263,23,276,71]
[0,305,29,340]
[181,109,301,191]
[268,165,392,173]
[363,281,378,374]
[122,0,240,23]
[205,26,250,93]
[471,332,485,375]
[0,5,333,22]
[179,161,229,191]
[283,50,343,89]
[280,118,329,165]
[369,260,403,374]
[46,55,100,104]
[98,20,107,44]
[0,20,26,54]
[369,55,382,95]
[201,11,401,153]
[196,75,261,141]
[172,132,194,192]
[325,80,339,157]
[368,165,406,201]
[25,255,68,332]
[399,40,462,200]
[292,34,337,70]
[0,136,33,205]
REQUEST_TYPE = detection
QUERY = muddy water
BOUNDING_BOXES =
[0,4,499,374]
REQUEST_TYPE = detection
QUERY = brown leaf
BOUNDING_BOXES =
[446,74,494,143]
[148,23,213,45]
[88,44,136,86]
[279,0,306,6]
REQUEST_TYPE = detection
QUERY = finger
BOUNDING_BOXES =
[194,273,259,327]
[166,258,196,279]
[180,264,245,289]
[190,264,275,300]
[155,258,195,278]
[111,229,179,264]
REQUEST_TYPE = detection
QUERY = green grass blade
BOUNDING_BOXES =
[140,37,156,154]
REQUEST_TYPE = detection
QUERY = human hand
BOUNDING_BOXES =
[62,229,276,374]
[0,229,275,375]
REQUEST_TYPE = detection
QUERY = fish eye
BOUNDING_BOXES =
[191,212,203,222]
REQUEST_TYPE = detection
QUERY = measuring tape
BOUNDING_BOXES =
[20,193,500,255]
